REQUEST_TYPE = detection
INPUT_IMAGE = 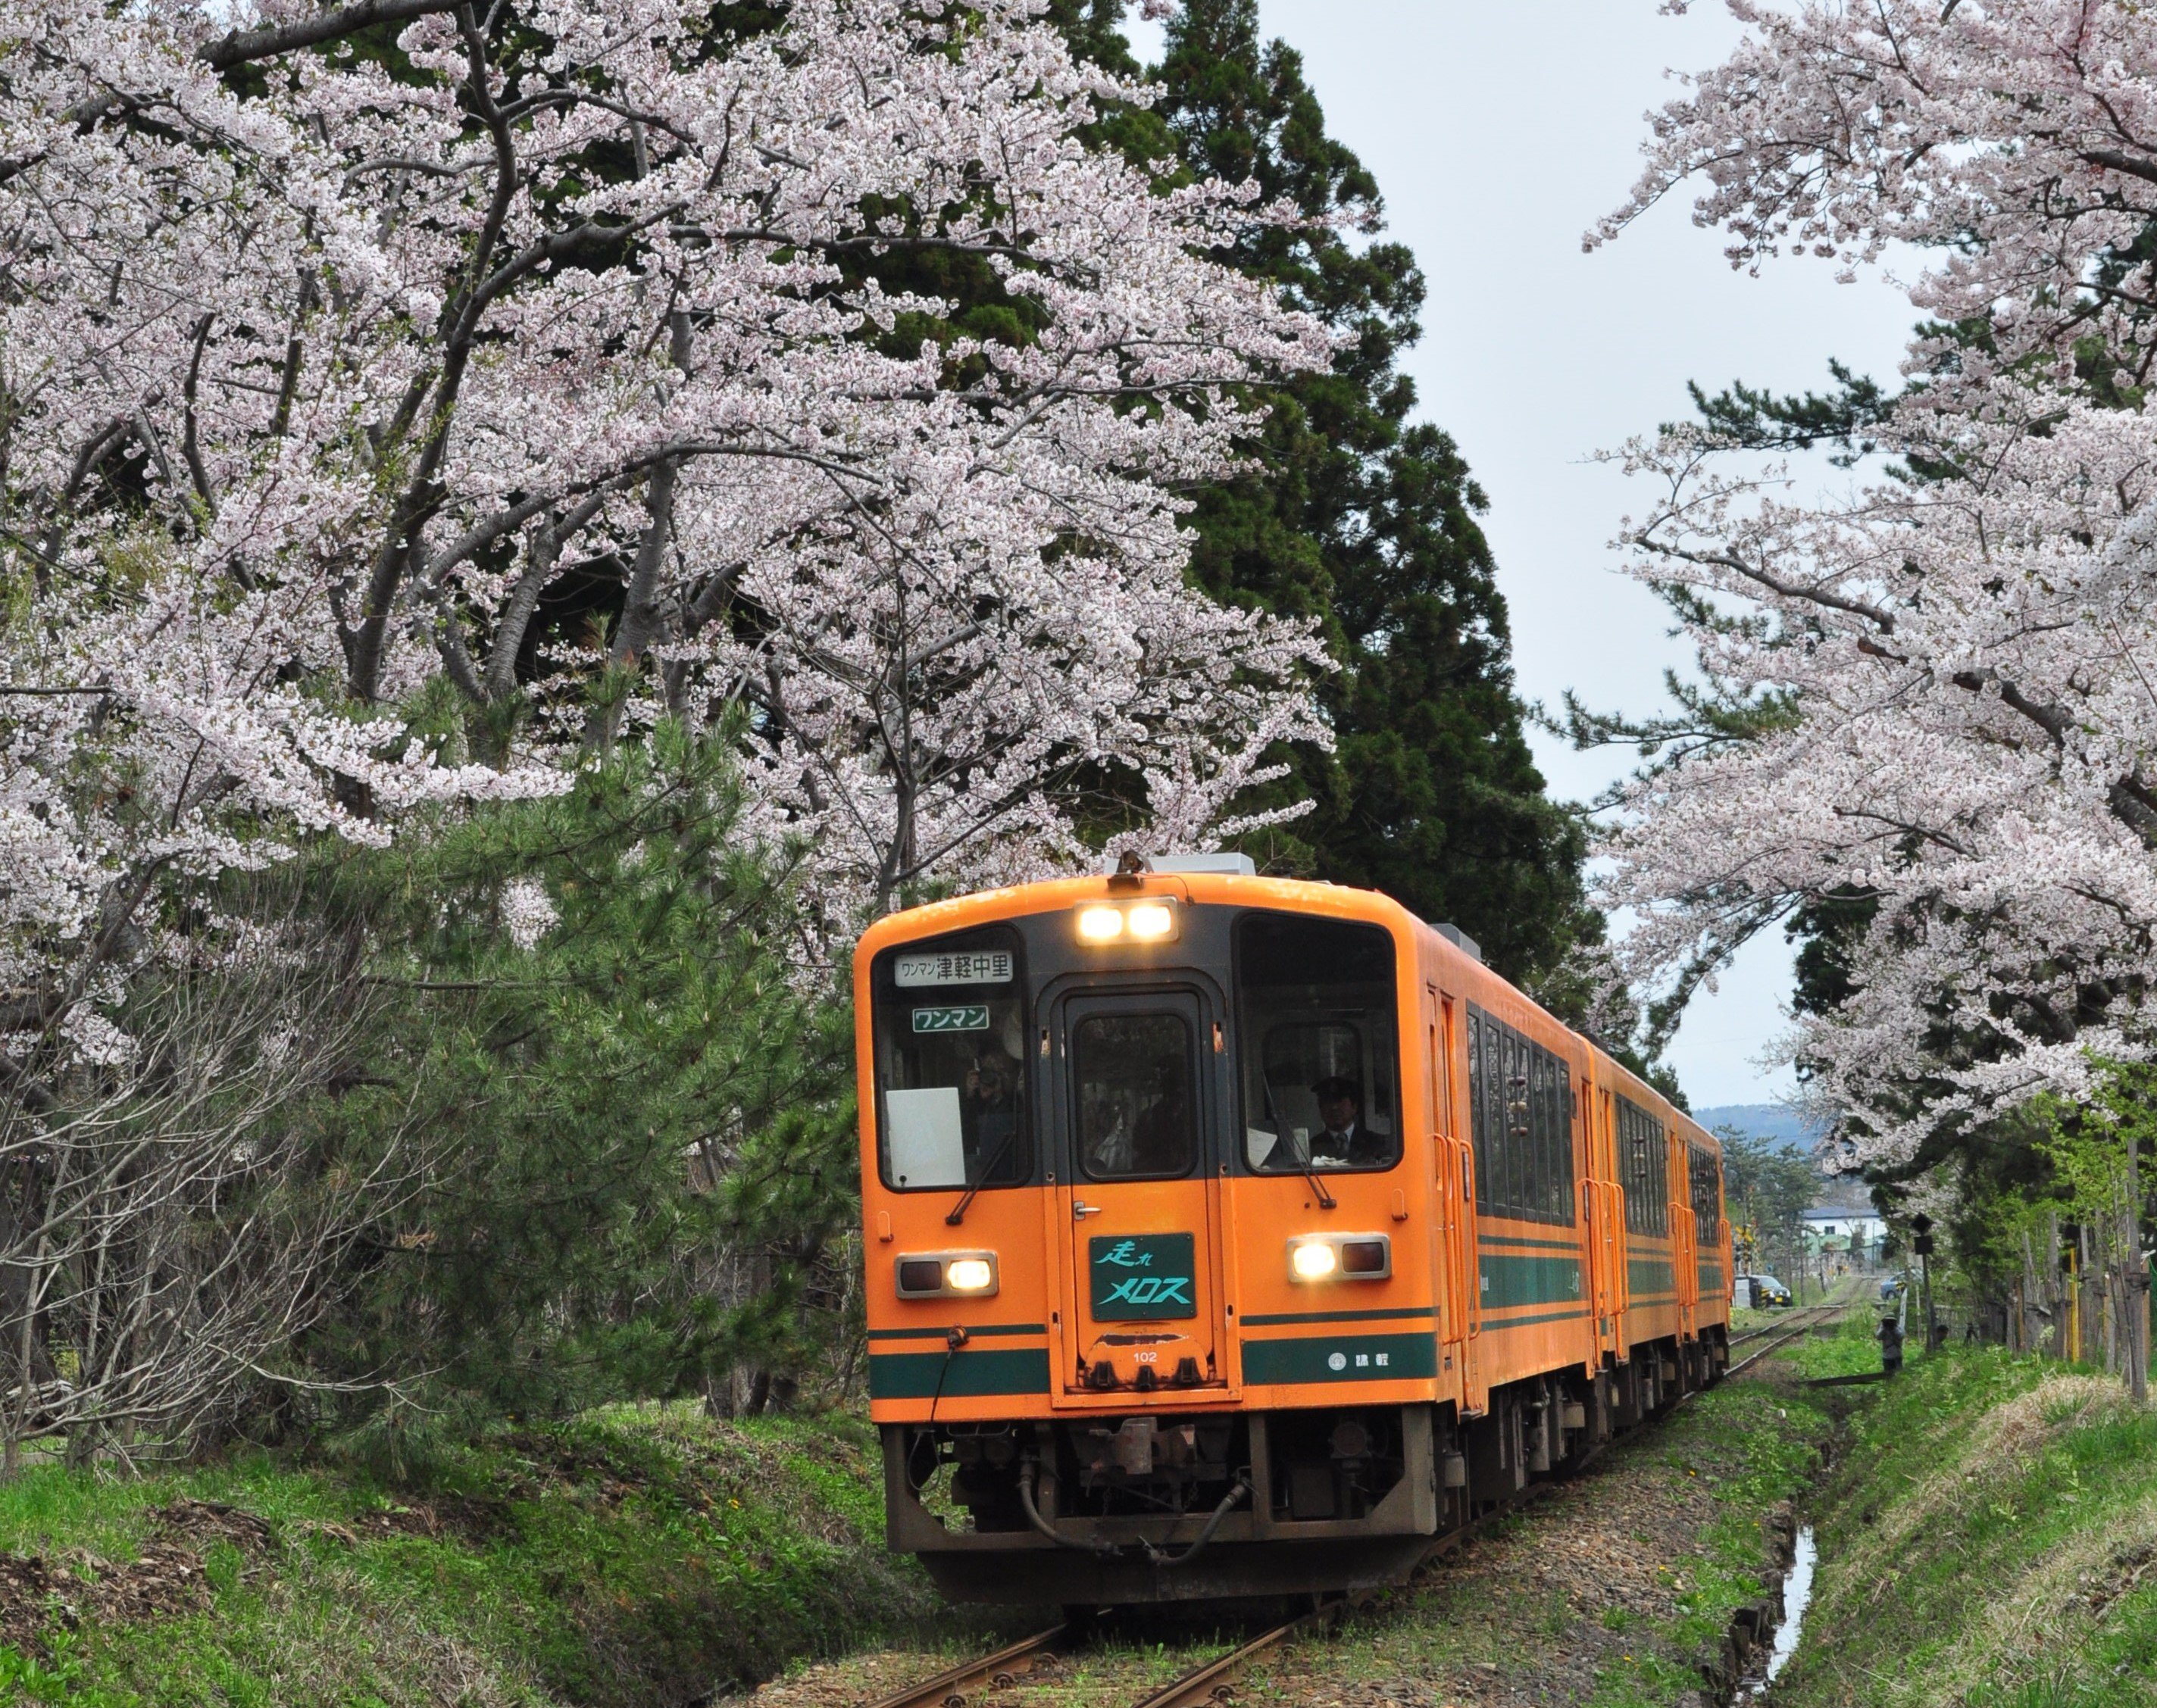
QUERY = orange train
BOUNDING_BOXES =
[855,858,1730,1605]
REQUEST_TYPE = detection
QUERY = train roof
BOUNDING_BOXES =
[858,870,1715,1151]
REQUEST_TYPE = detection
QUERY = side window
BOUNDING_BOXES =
[1617,1096,1669,1237]
[1073,1013,1197,1182]
[1466,1006,1575,1226]
[1690,1147,1722,1242]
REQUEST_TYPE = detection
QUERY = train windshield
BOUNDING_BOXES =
[1234,911,1401,1173]
[1072,1011,1199,1180]
[872,928,1028,1191]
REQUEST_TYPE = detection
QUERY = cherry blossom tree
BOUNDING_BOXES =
[0,0,1333,1066]
[1585,2,2157,1166]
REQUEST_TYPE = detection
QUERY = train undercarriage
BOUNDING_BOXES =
[884,1329,1731,1604]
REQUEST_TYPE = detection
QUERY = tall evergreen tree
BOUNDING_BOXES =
[1127,1,1588,986]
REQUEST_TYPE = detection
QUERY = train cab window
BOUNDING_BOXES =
[872,928,1029,1191]
[1072,1013,1198,1180]
[1615,1095,1669,1236]
[1465,1007,1575,1225]
[1234,912,1401,1174]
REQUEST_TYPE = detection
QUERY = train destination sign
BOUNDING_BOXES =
[911,1005,990,1033]
[894,949,1014,987]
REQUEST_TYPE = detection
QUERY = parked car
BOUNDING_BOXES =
[1880,1274,1907,1300]
[1736,1273,1793,1309]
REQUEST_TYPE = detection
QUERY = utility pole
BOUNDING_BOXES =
[1912,1213,1937,1353]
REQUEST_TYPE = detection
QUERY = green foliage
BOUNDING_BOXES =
[301,723,855,1429]
[1718,1126,1823,1246]
[0,1408,946,1706]
[1674,359,1895,466]
[1778,1347,2157,1708]
[1777,1305,1896,1381]
[1129,0,1590,990]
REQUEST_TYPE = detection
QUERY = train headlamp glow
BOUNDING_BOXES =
[894,1251,999,1298]
[1074,899,1180,945]
[1127,901,1177,941]
[1076,904,1126,943]
[946,1257,996,1292]
[1288,1232,1393,1283]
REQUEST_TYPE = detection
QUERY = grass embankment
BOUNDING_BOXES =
[751,1355,1842,1707]
[1776,1344,2157,1708]
[1356,1367,1830,1708]
[0,1408,950,1707]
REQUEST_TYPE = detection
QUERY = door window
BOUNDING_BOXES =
[1072,1013,1197,1180]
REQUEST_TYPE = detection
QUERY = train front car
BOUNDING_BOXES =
[855,862,1731,1607]
[858,863,1453,1604]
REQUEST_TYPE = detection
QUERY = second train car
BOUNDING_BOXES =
[855,857,1729,1604]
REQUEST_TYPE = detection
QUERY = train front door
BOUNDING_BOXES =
[1049,988,1233,1404]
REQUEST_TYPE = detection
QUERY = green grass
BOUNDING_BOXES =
[1777,1347,2157,1708]
[0,1407,954,1706]
[1583,1375,1833,1708]
[1779,1305,1899,1381]
[1271,1366,1833,1708]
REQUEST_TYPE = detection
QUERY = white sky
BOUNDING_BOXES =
[1128,2,1920,1108]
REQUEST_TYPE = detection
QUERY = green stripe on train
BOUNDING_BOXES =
[1240,1332,1439,1385]
[1479,1250,1582,1309]
[1629,1257,1674,1297]
[867,1347,1049,1400]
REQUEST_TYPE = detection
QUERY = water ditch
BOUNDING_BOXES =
[1736,1524,1817,1697]
[1691,1511,1821,1703]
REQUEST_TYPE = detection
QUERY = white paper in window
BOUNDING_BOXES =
[886,1086,967,1188]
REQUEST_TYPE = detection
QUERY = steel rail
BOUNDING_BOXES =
[1727,1299,1855,1378]
[1728,1299,1843,1347]
[1127,1600,1344,1708]
[857,1623,1067,1708]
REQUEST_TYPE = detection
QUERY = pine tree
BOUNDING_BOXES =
[1142,0,1589,986]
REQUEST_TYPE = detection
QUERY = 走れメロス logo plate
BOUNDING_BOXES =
[1089,1232,1196,1319]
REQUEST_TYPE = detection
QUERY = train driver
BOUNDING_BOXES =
[1309,1076,1385,1169]
[960,1047,1024,1182]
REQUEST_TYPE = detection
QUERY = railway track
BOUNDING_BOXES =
[858,1625,1068,1708]
[857,1303,1857,1708]
[858,1600,1353,1708]
[1725,1294,1862,1377]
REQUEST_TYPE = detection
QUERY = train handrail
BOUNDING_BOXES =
[1448,1133,1481,1344]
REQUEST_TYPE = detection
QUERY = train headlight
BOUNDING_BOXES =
[946,1257,996,1292]
[1288,1233,1392,1283]
[1074,899,1180,945]
[1127,901,1177,941]
[1076,904,1126,943]
[895,1251,999,1298]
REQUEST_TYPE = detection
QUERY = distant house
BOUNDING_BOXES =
[1802,1205,1886,1256]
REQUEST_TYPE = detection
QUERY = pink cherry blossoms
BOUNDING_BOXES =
[0,0,1334,1054]
[1594,2,2157,1164]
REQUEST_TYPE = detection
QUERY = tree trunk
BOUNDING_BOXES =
[2126,1129,2149,1402]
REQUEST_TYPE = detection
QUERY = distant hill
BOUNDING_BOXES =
[1693,1103,1828,1154]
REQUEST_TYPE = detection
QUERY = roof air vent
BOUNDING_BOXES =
[1096,853,1256,877]
[1433,923,1483,963]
